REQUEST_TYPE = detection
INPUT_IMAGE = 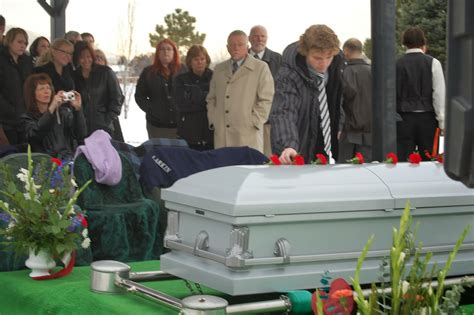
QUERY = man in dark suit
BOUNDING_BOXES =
[249,25,282,77]
[249,25,282,156]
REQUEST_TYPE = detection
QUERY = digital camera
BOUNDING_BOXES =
[63,91,75,102]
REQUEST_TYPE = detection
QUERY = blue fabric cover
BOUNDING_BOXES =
[139,146,269,190]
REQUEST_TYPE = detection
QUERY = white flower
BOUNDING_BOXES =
[401,280,410,294]
[16,168,29,183]
[71,178,78,188]
[81,237,91,249]
[398,251,406,266]
[49,189,55,193]
[7,220,16,231]
[82,228,88,238]
[0,200,9,211]
[428,286,433,296]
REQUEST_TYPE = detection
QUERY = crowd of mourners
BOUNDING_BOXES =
[0,13,445,164]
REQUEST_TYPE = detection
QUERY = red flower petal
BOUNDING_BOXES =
[293,155,305,165]
[269,154,281,165]
[355,152,365,164]
[315,154,328,165]
[385,152,398,164]
[81,216,88,228]
[51,158,62,166]
[408,152,422,164]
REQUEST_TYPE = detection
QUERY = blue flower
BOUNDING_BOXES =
[67,215,82,232]
[0,212,11,223]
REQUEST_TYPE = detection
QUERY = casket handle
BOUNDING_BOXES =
[274,238,291,264]
[194,231,209,256]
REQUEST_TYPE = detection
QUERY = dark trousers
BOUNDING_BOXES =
[396,112,438,161]
[338,136,372,163]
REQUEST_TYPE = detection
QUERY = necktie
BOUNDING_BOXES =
[254,54,260,60]
[232,61,239,74]
[317,73,332,157]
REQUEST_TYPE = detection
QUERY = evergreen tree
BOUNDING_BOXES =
[397,0,447,67]
[363,38,372,60]
[149,8,206,56]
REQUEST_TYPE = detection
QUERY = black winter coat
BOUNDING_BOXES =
[135,66,181,128]
[0,47,33,130]
[33,62,75,92]
[269,42,345,161]
[73,65,124,137]
[21,106,87,158]
[341,58,372,133]
[174,69,213,147]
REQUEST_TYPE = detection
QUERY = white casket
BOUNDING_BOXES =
[160,163,474,295]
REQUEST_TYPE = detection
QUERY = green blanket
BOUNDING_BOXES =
[0,260,224,315]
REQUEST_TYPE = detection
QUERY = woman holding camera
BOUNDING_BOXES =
[21,73,86,159]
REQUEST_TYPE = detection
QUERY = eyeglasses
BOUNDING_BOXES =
[53,47,73,56]
[158,48,174,52]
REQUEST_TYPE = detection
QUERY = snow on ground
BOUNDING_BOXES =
[118,85,148,146]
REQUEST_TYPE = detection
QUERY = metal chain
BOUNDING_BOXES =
[182,279,204,295]
[194,282,204,294]
[183,279,195,295]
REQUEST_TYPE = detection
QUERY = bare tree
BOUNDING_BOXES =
[117,0,136,119]
[210,48,230,69]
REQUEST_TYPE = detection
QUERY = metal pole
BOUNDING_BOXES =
[37,0,68,40]
[129,270,179,282]
[226,296,291,314]
[115,277,183,311]
[371,0,397,161]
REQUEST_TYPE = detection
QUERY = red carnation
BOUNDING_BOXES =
[424,150,443,163]
[408,152,422,164]
[80,215,88,228]
[51,157,62,166]
[347,152,364,164]
[384,152,398,164]
[293,154,305,165]
[313,154,328,165]
[269,154,281,165]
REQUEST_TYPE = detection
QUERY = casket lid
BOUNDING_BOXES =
[365,163,473,208]
[161,163,473,217]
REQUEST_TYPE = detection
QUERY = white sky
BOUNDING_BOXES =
[2,0,371,61]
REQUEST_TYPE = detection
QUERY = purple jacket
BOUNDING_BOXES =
[74,130,122,185]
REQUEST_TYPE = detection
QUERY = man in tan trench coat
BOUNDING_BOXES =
[206,30,274,153]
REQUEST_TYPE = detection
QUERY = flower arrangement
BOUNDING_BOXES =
[350,202,471,314]
[0,146,92,258]
[347,152,365,164]
[312,202,472,314]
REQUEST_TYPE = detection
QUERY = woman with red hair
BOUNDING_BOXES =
[135,39,183,139]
